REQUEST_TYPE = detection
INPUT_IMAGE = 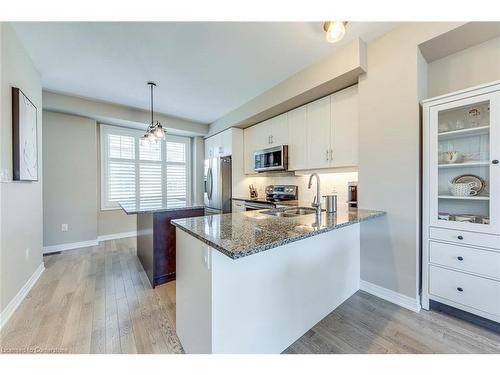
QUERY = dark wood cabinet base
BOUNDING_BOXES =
[136,208,205,288]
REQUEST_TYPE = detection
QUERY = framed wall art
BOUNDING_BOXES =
[12,87,38,181]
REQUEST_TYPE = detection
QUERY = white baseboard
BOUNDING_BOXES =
[43,239,99,254]
[42,232,137,255]
[0,262,45,331]
[97,231,137,242]
[360,280,421,313]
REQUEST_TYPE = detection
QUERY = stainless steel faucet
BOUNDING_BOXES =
[308,173,321,216]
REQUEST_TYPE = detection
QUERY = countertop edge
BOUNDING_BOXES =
[119,203,205,215]
[172,210,386,260]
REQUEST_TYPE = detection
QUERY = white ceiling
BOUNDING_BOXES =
[11,22,396,124]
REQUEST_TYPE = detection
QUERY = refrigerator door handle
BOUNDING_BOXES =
[207,167,213,200]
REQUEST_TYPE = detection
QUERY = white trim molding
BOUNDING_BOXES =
[97,231,137,242]
[42,232,137,255]
[0,262,45,330]
[43,239,99,254]
[360,280,421,313]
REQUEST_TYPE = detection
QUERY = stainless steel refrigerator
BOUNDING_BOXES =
[204,155,232,215]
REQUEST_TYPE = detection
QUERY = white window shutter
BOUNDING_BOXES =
[100,125,191,210]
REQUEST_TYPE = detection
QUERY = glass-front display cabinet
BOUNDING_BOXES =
[425,87,500,234]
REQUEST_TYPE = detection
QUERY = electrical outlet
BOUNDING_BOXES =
[61,223,69,232]
[25,247,30,261]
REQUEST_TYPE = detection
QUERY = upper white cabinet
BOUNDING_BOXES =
[287,105,308,171]
[205,128,232,159]
[306,96,331,169]
[305,86,359,170]
[330,85,358,168]
[269,114,289,146]
[244,123,267,174]
[243,114,289,174]
[243,85,359,174]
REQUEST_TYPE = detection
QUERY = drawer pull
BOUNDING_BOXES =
[457,256,464,261]
[493,160,499,165]
[457,287,463,292]
[457,235,464,240]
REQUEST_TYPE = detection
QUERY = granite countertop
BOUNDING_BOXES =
[119,201,205,215]
[172,207,385,259]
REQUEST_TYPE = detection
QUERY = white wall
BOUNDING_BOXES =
[357,22,463,300]
[428,36,500,98]
[42,112,136,245]
[43,111,98,246]
[0,23,44,313]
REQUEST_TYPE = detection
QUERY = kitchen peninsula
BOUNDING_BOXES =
[172,207,385,353]
[120,201,205,287]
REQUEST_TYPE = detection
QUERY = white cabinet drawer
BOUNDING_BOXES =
[232,200,245,213]
[430,241,500,279]
[430,227,500,249]
[430,266,500,317]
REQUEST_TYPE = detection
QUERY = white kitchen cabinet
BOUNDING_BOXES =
[306,87,358,170]
[243,114,290,174]
[242,85,358,173]
[244,119,282,174]
[269,113,289,146]
[204,135,215,159]
[306,96,331,169]
[330,85,358,167]
[244,124,265,174]
[231,199,246,213]
[205,128,233,159]
[287,105,308,171]
[422,81,500,323]
[221,129,232,156]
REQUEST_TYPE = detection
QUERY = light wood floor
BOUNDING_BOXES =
[1,238,499,354]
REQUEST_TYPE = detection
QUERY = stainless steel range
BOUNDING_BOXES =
[242,185,298,211]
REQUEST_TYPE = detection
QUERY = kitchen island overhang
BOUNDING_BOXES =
[172,208,385,354]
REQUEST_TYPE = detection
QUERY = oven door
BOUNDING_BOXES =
[254,145,288,172]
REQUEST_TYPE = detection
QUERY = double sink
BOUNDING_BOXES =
[262,207,317,218]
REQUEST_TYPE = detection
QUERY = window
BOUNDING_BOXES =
[100,124,191,210]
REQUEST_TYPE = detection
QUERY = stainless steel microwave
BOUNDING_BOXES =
[254,145,288,172]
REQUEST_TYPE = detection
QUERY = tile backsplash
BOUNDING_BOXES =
[242,171,358,209]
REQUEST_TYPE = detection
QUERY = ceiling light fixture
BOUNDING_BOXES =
[141,81,165,145]
[323,21,348,43]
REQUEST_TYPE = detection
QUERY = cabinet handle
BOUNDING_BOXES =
[457,256,464,261]
[457,287,463,292]
[326,150,329,161]
[493,160,499,164]
[329,149,333,160]
[457,235,464,240]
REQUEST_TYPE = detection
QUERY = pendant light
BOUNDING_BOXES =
[323,21,348,43]
[141,82,166,145]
